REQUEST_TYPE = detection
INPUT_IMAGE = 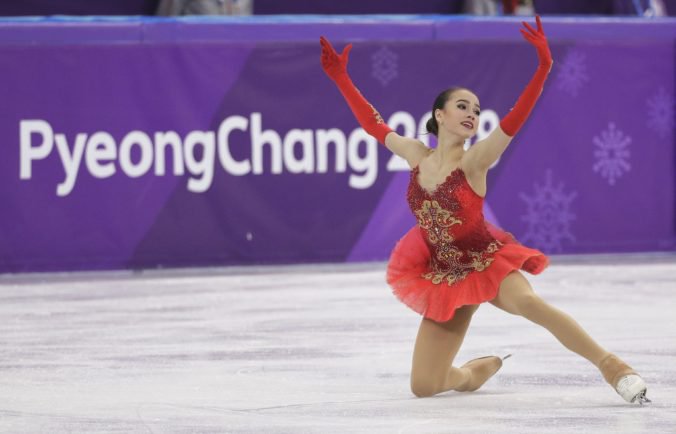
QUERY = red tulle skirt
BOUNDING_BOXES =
[386,223,549,323]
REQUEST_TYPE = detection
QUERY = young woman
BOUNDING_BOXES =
[319,16,650,404]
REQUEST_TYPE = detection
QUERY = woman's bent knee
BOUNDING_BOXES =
[411,377,438,398]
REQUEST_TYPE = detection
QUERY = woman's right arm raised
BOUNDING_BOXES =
[319,36,428,168]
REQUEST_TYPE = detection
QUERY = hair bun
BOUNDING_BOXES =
[425,117,438,136]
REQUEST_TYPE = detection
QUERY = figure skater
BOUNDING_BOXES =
[319,16,650,404]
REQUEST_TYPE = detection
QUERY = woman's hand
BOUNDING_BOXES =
[320,36,353,80]
[498,15,553,137]
[318,36,393,145]
[519,16,552,69]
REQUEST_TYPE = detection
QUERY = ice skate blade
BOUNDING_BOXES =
[634,391,652,406]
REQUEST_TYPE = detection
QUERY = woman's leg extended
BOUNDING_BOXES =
[490,271,609,367]
[410,305,478,397]
[490,271,649,403]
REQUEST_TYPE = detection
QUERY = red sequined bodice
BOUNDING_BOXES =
[407,166,502,285]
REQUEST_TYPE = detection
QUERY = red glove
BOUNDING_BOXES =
[320,36,393,145]
[500,16,553,137]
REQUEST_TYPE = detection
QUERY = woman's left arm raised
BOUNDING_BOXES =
[467,15,553,171]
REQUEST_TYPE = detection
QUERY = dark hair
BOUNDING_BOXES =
[425,87,472,137]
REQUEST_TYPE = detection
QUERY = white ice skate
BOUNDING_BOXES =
[599,354,651,405]
[615,374,651,405]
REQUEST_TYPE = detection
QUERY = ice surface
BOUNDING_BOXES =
[1,255,675,433]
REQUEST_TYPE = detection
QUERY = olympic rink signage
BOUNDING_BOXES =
[19,110,499,197]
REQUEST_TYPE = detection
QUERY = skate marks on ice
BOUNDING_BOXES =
[1,258,675,433]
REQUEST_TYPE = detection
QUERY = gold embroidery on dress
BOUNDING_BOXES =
[422,241,501,285]
[467,242,499,272]
[414,198,500,286]
[414,200,462,245]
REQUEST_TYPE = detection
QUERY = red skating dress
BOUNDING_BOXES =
[386,166,549,322]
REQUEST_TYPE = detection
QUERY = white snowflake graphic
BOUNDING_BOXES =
[519,169,577,253]
[646,87,674,139]
[371,46,398,87]
[592,122,631,186]
[556,50,589,97]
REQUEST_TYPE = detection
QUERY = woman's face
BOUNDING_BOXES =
[435,89,480,139]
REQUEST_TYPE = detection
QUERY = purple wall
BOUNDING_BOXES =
[0,16,674,273]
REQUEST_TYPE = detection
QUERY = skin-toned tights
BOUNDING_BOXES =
[410,271,611,398]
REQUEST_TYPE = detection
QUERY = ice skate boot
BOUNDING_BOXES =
[455,355,508,392]
[599,354,651,405]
